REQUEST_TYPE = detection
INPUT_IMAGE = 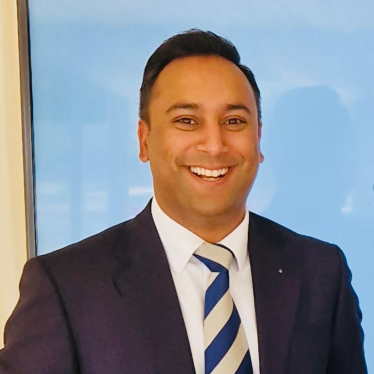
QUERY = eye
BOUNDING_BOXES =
[174,117,199,130]
[223,117,247,130]
[176,118,197,124]
[225,118,244,125]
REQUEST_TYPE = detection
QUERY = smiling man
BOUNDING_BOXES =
[0,30,367,374]
[138,54,263,243]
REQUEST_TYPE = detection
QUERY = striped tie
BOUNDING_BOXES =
[194,243,253,374]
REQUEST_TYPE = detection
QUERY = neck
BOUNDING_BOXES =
[155,198,246,243]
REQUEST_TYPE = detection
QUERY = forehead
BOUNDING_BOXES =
[149,55,256,109]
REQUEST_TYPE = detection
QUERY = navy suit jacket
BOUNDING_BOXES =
[0,202,367,373]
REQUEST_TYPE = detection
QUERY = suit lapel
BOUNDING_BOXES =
[249,213,301,374]
[110,204,300,374]
[112,203,196,374]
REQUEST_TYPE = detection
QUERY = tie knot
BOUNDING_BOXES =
[194,243,233,273]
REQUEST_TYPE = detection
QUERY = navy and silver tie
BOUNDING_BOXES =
[194,242,253,374]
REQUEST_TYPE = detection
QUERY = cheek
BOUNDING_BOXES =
[230,134,259,156]
[148,130,169,156]
[147,134,182,173]
[163,133,196,165]
[236,145,262,174]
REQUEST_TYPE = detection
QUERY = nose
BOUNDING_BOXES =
[196,123,229,156]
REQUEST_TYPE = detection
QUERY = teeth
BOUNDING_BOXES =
[190,166,229,177]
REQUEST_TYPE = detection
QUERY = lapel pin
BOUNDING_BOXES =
[278,269,283,274]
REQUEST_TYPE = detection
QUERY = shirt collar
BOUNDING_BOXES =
[151,197,249,274]
[218,210,249,272]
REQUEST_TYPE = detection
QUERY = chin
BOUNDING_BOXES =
[190,201,237,219]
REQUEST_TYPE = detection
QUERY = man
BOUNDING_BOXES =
[0,30,367,374]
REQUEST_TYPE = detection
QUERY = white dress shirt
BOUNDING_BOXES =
[151,198,260,374]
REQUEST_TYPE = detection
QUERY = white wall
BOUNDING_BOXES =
[0,0,28,348]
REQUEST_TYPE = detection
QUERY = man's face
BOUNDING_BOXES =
[138,55,264,224]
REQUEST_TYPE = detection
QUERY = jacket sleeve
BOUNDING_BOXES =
[326,246,368,374]
[0,257,79,373]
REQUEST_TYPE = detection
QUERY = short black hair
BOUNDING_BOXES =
[139,29,261,124]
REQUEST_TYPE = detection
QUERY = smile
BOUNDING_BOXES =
[189,166,229,181]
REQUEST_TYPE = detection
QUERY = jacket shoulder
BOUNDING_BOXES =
[249,212,344,264]
[35,216,139,276]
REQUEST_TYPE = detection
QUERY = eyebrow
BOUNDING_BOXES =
[225,104,252,114]
[166,102,200,113]
[165,102,252,114]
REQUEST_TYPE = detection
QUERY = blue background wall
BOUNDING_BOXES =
[29,0,373,368]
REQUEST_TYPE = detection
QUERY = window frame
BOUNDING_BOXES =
[17,0,36,259]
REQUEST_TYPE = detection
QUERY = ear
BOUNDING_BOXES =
[138,119,150,163]
[258,121,265,163]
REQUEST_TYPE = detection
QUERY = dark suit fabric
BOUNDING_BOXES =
[0,203,367,374]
